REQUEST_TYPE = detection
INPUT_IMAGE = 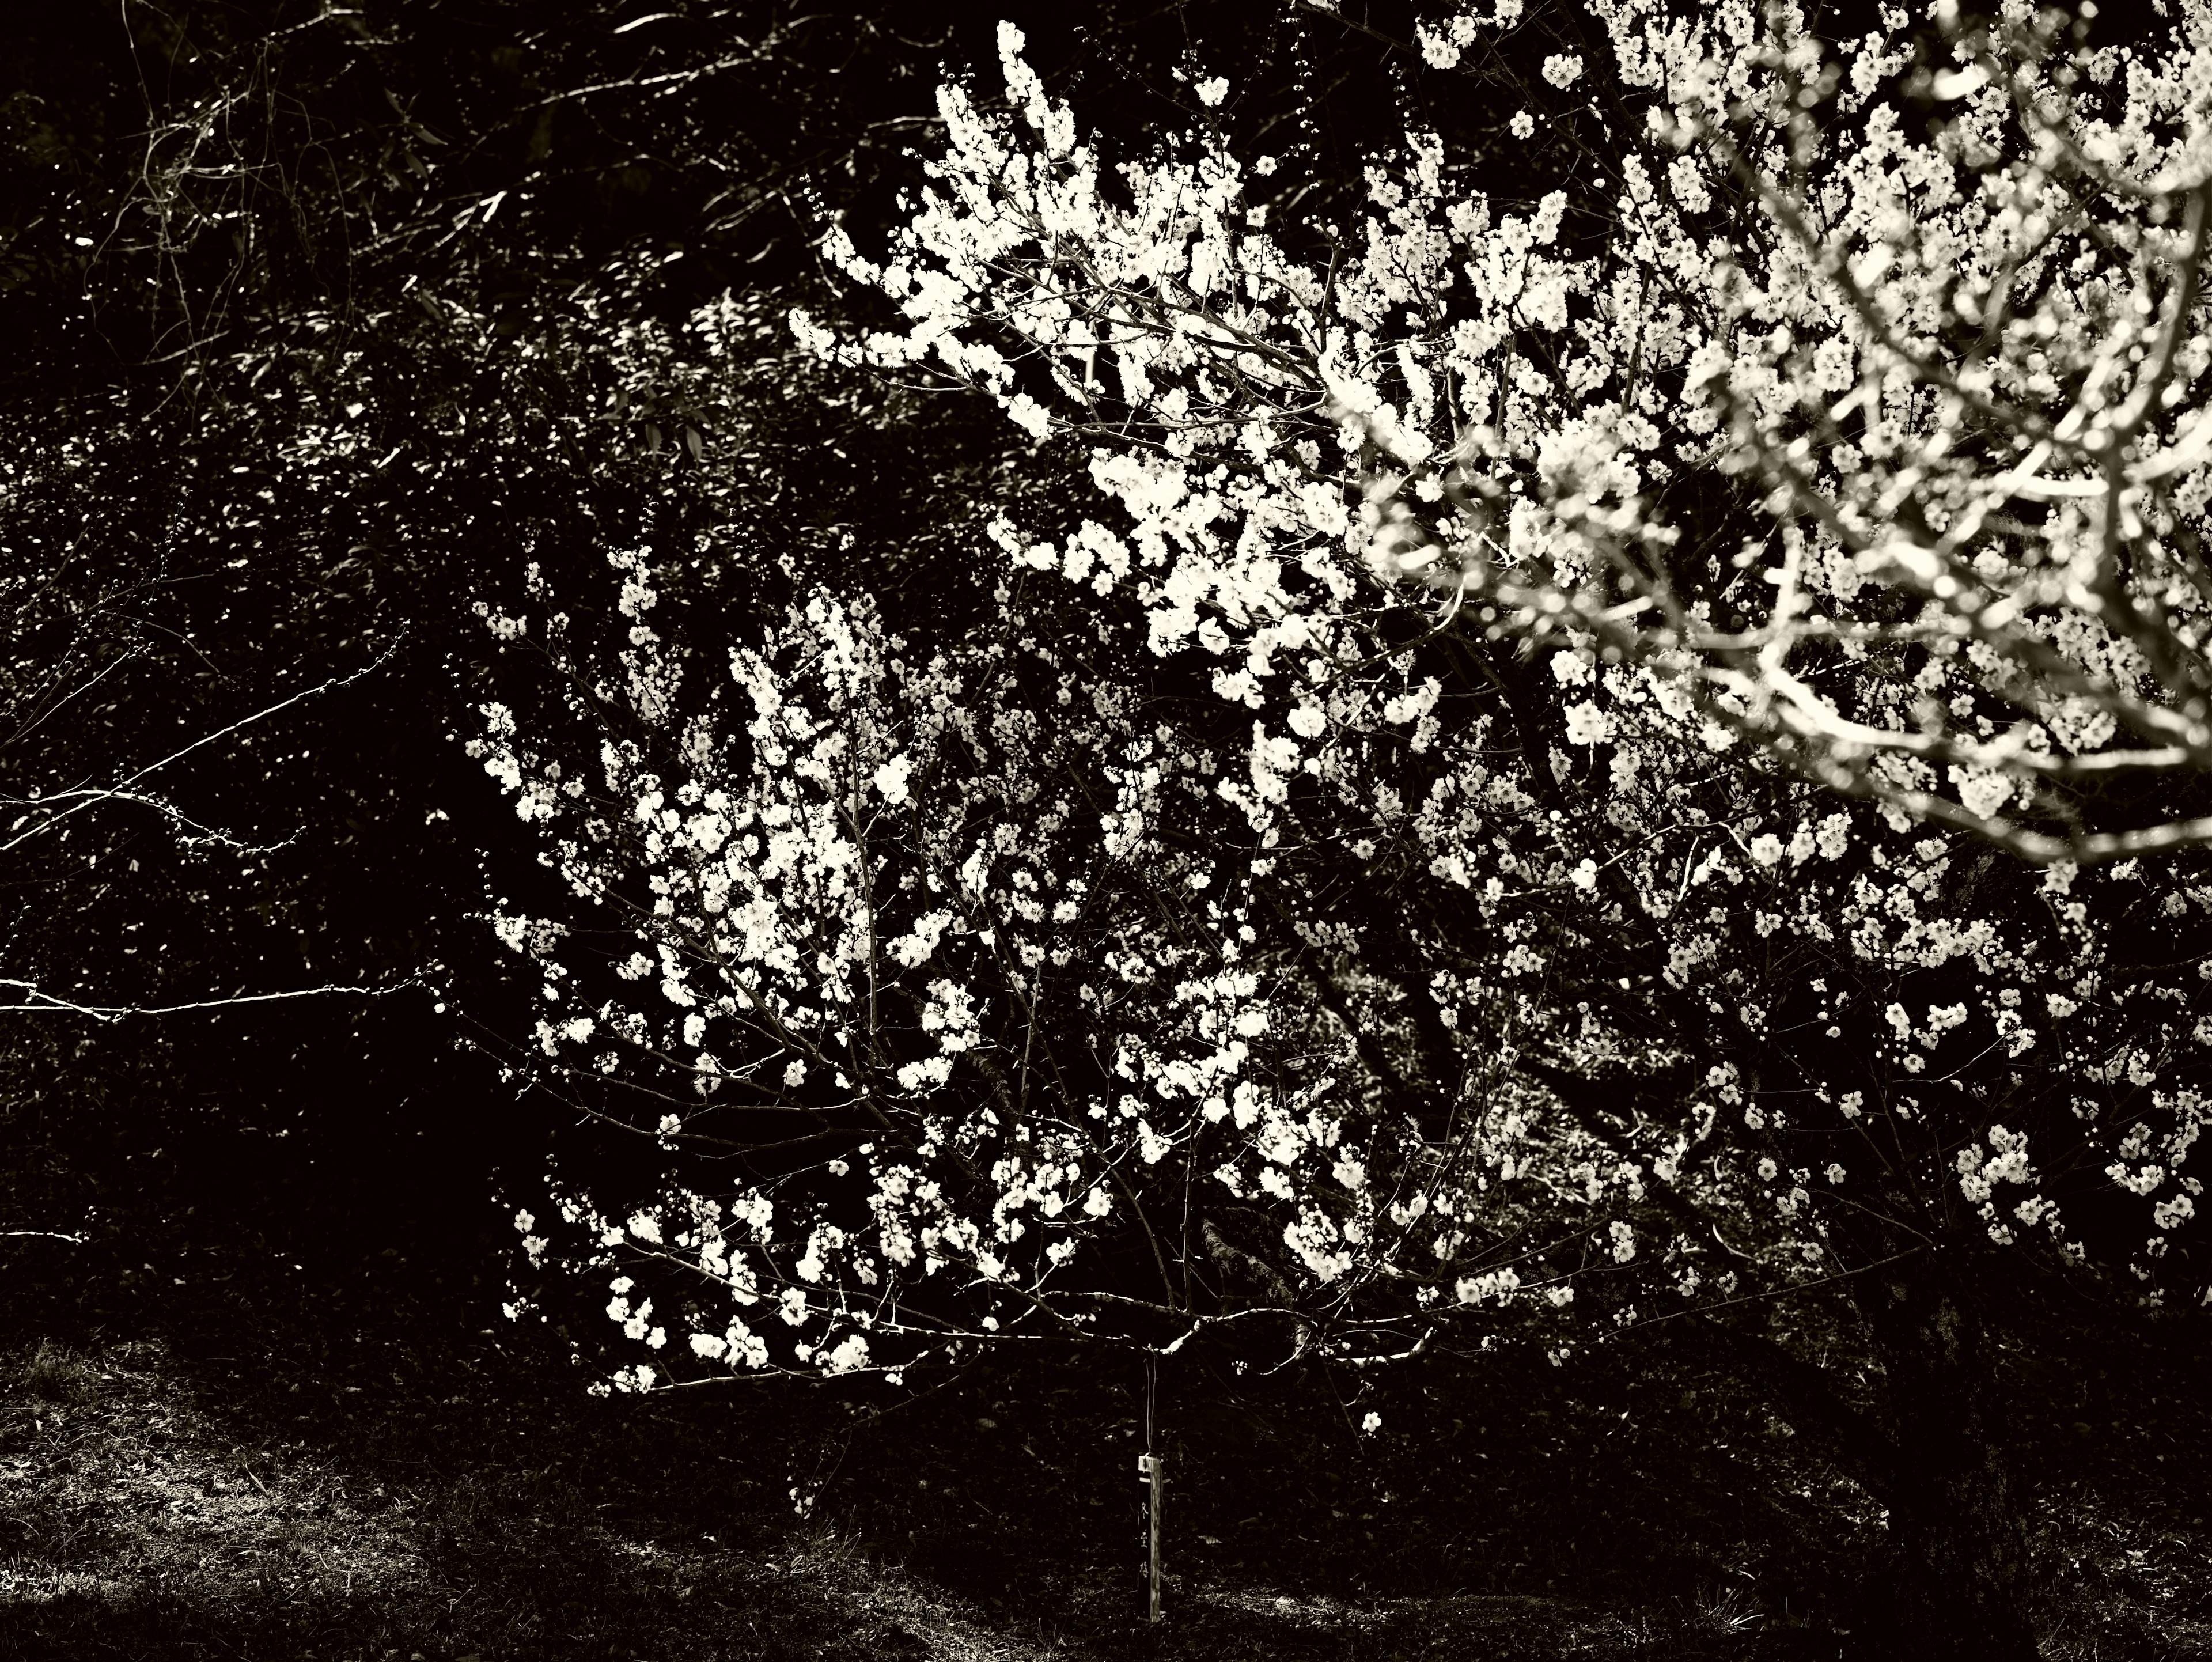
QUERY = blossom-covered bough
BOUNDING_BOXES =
[800,1,2212,864]
[478,4,2212,1656]
[476,547,1334,1387]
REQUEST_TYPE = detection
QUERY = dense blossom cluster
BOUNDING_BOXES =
[802,3,2212,861]
[479,2,2212,1390]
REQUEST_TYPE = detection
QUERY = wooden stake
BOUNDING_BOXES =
[1139,1449,1165,1622]
[1139,1353,1165,1623]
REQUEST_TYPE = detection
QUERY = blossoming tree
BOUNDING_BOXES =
[476,5,2212,1656]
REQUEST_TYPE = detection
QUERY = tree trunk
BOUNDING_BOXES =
[1850,1249,2039,1661]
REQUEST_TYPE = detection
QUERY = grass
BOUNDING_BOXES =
[18,1343,96,1409]
[0,1336,1626,1661]
[0,1324,1858,1661]
[3,1226,2211,1660]
[0,1335,1052,1661]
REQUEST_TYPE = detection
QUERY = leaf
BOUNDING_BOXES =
[684,425,703,461]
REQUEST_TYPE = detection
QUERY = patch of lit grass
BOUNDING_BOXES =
[18,1340,96,1407]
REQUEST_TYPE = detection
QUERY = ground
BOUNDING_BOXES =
[3,1228,2210,1660]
